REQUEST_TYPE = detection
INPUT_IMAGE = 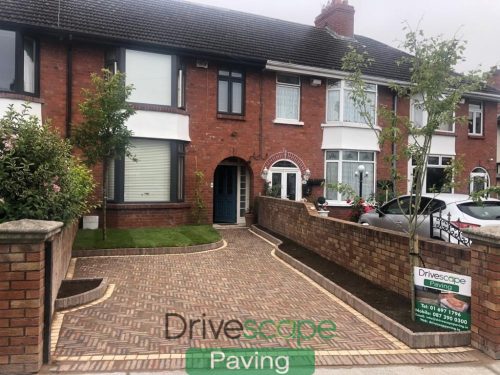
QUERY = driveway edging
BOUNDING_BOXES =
[250,225,471,349]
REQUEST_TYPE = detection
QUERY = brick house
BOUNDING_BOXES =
[0,0,499,227]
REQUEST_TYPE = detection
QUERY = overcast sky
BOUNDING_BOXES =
[188,0,500,73]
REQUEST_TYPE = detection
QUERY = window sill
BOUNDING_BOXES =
[129,102,188,115]
[468,134,484,139]
[0,92,43,103]
[273,119,304,126]
[107,202,190,210]
[434,131,456,136]
[325,201,352,207]
[321,122,381,131]
[217,113,246,121]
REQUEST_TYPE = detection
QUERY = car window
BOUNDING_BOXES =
[457,201,500,220]
[419,198,445,215]
[383,197,411,214]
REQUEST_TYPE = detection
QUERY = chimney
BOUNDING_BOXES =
[488,66,500,90]
[315,0,355,38]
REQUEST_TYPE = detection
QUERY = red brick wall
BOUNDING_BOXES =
[105,204,192,228]
[468,235,500,359]
[257,196,470,299]
[0,222,77,374]
[455,100,497,193]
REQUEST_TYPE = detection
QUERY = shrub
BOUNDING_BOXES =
[0,104,95,223]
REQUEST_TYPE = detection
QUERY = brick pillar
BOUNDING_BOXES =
[0,220,63,374]
[464,226,500,359]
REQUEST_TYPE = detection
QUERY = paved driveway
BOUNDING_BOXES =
[49,228,482,372]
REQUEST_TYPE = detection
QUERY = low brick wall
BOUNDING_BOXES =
[257,197,469,299]
[0,219,77,374]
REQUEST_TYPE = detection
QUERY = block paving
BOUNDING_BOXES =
[48,228,483,372]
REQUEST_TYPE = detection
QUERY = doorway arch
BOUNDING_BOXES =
[267,160,302,201]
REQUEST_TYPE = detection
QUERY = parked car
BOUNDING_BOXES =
[359,194,500,245]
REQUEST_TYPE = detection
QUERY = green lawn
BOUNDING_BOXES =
[73,225,221,250]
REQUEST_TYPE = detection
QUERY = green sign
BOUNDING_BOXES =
[423,279,459,292]
[414,267,471,332]
[415,301,470,331]
[186,348,315,375]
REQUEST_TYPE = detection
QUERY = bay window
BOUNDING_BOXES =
[468,102,483,136]
[121,49,184,108]
[411,155,453,194]
[325,150,376,201]
[276,74,301,122]
[326,80,376,124]
[0,29,38,95]
[106,138,186,203]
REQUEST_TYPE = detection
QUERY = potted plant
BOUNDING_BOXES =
[244,209,256,227]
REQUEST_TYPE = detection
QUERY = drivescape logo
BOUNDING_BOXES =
[165,313,337,346]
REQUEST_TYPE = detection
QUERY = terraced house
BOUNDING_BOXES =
[0,0,499,227]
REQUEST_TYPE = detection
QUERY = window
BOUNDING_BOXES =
[106,138,186,203]
[218,69,244,115]
[126,49,172,105]
[276,74,301,121]
[411,96,454,132]
[411,155,453,194]
[0,29,37,95]
[470,167,489,194]
[468,102,483,136]
[326,80,376,124]
[325,150,375,201]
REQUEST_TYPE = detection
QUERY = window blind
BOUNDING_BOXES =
[124,139,171,202]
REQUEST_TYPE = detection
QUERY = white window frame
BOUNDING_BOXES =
[326,80,378,126]
[274,74,303,125]
[410,95,455,133]
[324,150,377,204]
[468,101,483,136]
[470,167,489,193]
[408,155,455,194]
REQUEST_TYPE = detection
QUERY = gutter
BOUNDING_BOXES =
[265,60,500,102]
[65,39,72,139]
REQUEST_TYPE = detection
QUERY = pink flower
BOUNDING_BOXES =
[2,139,13,151]
[52,184,61,193]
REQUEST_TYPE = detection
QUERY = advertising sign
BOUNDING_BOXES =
[414,267,471,331]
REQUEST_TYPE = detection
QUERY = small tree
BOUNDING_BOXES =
[73,69,135,240]
[341,28,485,319]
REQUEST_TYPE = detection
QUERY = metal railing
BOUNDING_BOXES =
[430,210,472,247]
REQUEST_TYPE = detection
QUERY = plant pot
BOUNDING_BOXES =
[318,210,329,218]
[245,212,256,227]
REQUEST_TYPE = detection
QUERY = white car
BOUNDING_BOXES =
[359,194,500,245]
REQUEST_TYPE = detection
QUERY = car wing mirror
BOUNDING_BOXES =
[378,210,385,218]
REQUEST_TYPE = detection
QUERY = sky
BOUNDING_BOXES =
[188,0,500,73]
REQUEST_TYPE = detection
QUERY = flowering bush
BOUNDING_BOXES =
[0,105,95,223]
[345,196,376,222]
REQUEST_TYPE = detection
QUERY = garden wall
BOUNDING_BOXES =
[0,220,77,374]
[257,197,470,299]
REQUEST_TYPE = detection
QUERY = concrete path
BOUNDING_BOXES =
[47,228,486,373]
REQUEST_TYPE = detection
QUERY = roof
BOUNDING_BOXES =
[0,0,499,95]
[0,0,414,81]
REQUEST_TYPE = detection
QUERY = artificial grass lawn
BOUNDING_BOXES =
[73,225,221,250]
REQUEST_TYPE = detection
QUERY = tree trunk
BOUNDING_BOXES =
[102,159,107,241]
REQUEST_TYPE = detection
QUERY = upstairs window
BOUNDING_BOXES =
[276,74,301,121]
[468,101,483,136]
[411,95,454,132]
[0,30,37,95]
[125,49,173,106]
[218,68,244,115]
[327,80,376,124]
